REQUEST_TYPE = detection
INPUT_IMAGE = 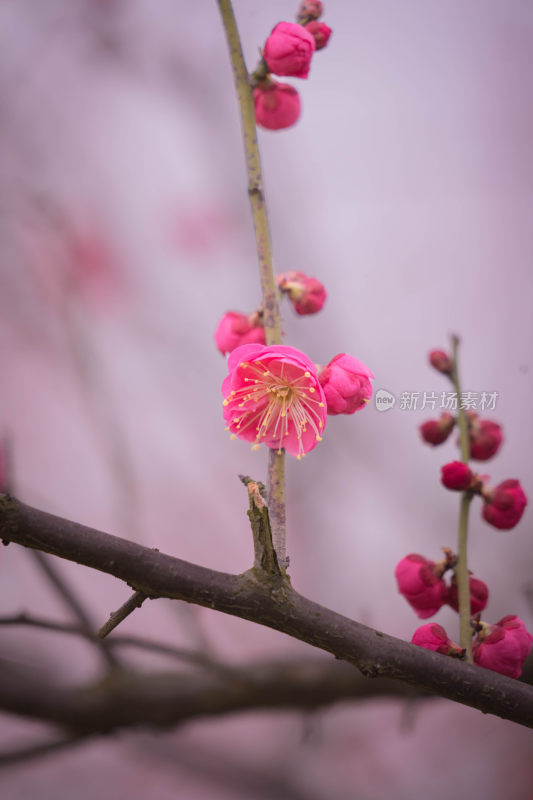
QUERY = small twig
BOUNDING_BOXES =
[98,590,146,639]
[0,732,91,768]
[0,613,219,669]
[240,475,282,576]
[450,334,473,662]
[31,550,119,669]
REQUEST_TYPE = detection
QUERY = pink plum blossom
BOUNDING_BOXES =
[419,412,455,445]
[215,312,266,355]
[428,349,453,375]
[304,21,332,51]
[411,623,463,656]
[395,554,448,619]
[468,415,503,460]
[254,82,301,131]
[441,461,474,490]
[298,0,323,20]
[222,344,327,458]
[473,616,533,679]
[277,271,326,315]
[482,479,527,530]
[317,354,373,415]
[263,22,316,79]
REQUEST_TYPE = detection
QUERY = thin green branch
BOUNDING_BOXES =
[216,0,287,566]
[450,335,473,662]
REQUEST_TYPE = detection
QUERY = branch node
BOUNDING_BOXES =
[240,475,282,577]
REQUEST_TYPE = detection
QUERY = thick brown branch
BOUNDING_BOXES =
[1,495,533,729]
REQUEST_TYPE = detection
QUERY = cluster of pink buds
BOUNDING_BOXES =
[403,343,532,681]
[413,616,533,679]
[215,270,326,356]
[441,462,527,530]
[395,552,488,619]
[253,2,332,131]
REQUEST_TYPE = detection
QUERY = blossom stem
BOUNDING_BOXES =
[217,0,287,566]
[451,335,473,662]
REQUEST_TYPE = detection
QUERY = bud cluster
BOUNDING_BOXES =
[253,2,332,131]
[398,344,531,680]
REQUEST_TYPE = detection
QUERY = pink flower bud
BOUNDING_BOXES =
[428,349,453,375]
[395,554,448,619]
[277,271,326,315]
[473,616,533,678]
[215,312,266,355]
[441,461,474,490]
[317,354,374,416]
[297,1,323,22]
[263,22,316,79]
[468,415,503,460]
[304,21,332,51]
[447,575,489,615]
[254,82,301,131]
[411,623,464,656]
[419,412,455,445]
[482,479,527,530]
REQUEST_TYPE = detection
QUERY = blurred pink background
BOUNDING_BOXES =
[1,1,533,797]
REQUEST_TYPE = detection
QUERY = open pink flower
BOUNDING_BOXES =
[277,271,326,315]
[411,623,463,656]
[214,312,265,355]
[222,344,327,458]
[317,354,374,415]
[473,616,533,679]
[395,554,448,618]
[482,479,527,530]
[254,82,301,131]
[263,22,316,79]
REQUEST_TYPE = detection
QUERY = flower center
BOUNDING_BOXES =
[224,359,325,458]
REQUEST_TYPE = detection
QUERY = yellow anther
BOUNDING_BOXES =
[309,387,315,393]
[251,444,261,451]
[316,435,323,442]
[223,399,229,406]
[304,371,310,377]
[230,434,236,440]
[319,402,325,408]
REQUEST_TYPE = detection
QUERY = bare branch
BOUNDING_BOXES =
[0,613,220,668]
[98,589,146,638]
[1,495,533,729]
[30,550,120,670]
